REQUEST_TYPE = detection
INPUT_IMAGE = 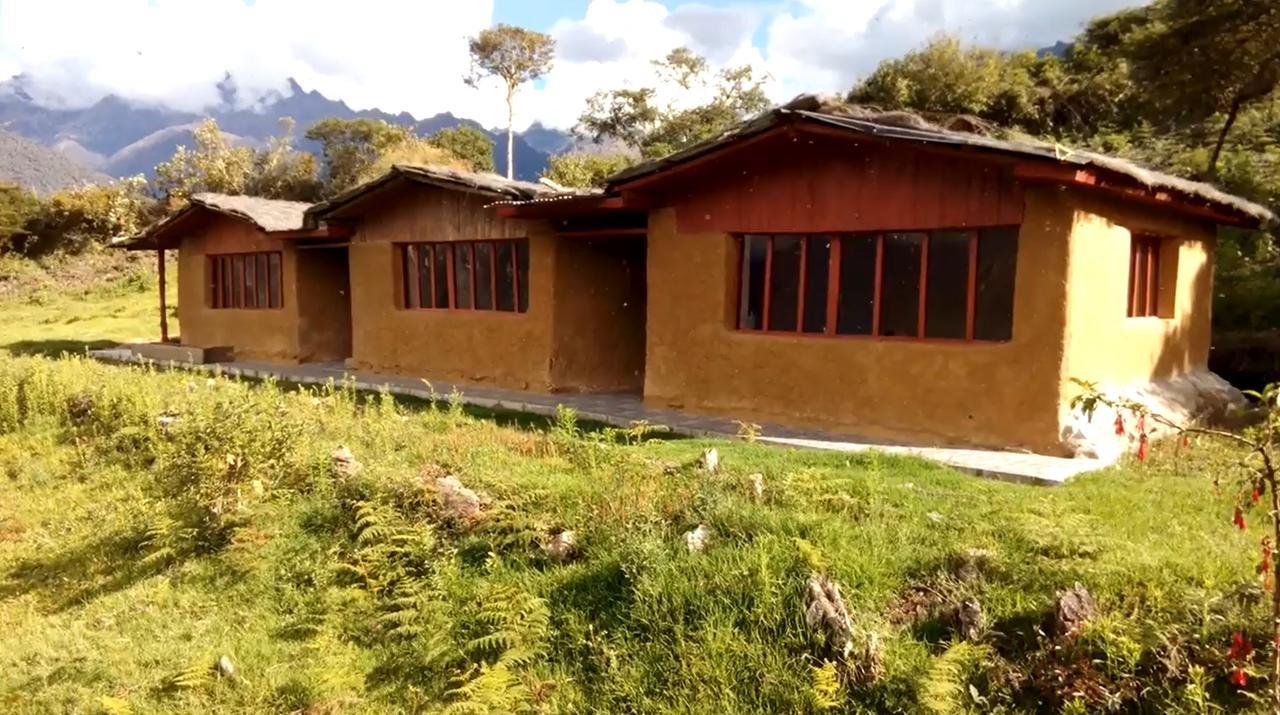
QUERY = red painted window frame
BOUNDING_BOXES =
[208,251,283,310]
[399,239,529,313]
[1127,234,1163,318]
[735,228,1016,343]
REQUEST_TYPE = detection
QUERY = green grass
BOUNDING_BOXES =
[0,251,177,357]
[0,257,1274,713]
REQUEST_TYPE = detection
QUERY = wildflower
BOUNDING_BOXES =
[1230,632,1253,660]
[1252,487,1262,504]
[1230,668,1248,687]
[1113,414,1125,436]
[1234,506,1247,530]
[1135,414,1146,435]
[1136,433,1148,462]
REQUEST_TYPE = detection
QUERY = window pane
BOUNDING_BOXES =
[925,232,970,339]
[454,244,473,309]
[836,235,877,335]
[495,242,516,311]
[434,244,451,309]
[475,242,494,310]
[256,254,269,309]
[209,258,220,308]
[232,255,244,308]
[516,239,530,313]
[402,246,415,309]
[880,233,924,337]
[975,227,1018,341]
[802,236,830,333]
[418,244,434,309]
[739,235,768,330]
[244,254,258,308]
[768,236,802,332]
[221,257,232,308]
[268,253,282,308]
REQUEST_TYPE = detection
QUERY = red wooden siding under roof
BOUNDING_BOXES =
[651,132,1024,235]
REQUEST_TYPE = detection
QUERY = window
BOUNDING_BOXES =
[209,252,283,309]
[400,239,529,313]
[736,227,1018,342]
[1127,234,1163,318]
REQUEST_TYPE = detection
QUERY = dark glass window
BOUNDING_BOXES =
[802,236,831,334]
[879,233,924,337]
[836,235,877,335]
[454,244,473,309]
[475,242,494,310]
[516,239,530,312]
[209,252,283,310]
[976,227,1019,340]
[400,239,528,313]
[925,231,970,339]
[433,244,451,309]
[767,236,802,331]
[495,242,516,312]
[738,235,768,330]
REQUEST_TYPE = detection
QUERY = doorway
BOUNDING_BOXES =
[296,245,353,363]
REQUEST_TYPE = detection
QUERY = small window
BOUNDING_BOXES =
[736,227,1018,342]
[400,239,528,313]
[209,251,283,310]
[1128,234,1163,318]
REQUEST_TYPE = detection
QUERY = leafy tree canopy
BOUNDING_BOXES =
[541,153,636,189]
[427,126,496,173]
[305,118,414,198]
[466,24,556,179]
[577,47,771,160]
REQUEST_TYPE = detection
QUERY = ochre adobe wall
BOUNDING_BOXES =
[642,186,1075,454]
[345,184,557,390]
[177,215,301,362]
[1058,189,1216,390]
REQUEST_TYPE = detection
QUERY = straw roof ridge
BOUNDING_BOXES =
[190,193,312,232]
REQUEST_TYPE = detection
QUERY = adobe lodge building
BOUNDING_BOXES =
[125,97,1274,459]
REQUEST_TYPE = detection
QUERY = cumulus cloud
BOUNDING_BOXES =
[0,0,1146,131]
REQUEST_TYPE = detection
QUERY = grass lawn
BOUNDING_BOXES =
[0,256,1273,713]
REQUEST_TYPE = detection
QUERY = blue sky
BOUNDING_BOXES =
[0,0,1144,129]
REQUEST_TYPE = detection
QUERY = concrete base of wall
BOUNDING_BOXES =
[127,343,232,364]
[1060,370,1247,460]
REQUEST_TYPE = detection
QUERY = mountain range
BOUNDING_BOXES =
[0,74,577,189]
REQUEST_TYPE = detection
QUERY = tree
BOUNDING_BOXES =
[0,183,39,252]
[243,118,321,202]
[466,24,556,180]
[305,118,414,197]
[21,176,154,256]
[153,118,255,202]
[1128,0,1280,178]
[577,47,770,159]
[541,153,636,189]
[428,126,496,173]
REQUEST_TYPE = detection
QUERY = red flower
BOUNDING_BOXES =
[1136,433,1149,462]
[1136,414,1147,435]
[1253,488,1262,504]
[1230,667,1248,687]
[1234,506,1247,530]
[1230,632,1253,659]
[1114,414,1126,436]
[1182,434,1191,448]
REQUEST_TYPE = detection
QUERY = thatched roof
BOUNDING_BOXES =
[119,193,313,250]
[308,163,567,220]
[188,193,311,232]
[606,95,1274,227]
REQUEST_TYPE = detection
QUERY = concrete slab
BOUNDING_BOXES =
[87,349,1113,485]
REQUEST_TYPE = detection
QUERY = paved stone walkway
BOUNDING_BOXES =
[88,348,1111,485]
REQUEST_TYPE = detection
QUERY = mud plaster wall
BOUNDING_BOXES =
[550,238,647,392]
[1058,187,1216,399]
[643,187,1075,453]
[345,184,557,390]
[177,215,301,362]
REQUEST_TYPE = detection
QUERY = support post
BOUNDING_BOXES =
[157,248,170,343]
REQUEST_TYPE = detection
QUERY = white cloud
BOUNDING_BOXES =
[0,0,1147,132]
